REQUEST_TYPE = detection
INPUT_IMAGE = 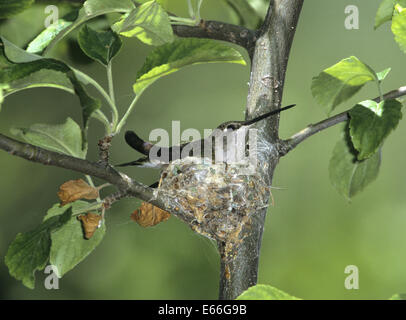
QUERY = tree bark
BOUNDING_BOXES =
[218,0,304,300]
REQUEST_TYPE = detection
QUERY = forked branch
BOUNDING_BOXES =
[0,133,188,218]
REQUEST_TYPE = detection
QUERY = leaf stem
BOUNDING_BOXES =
[72,202,104,217]
[170,16,198,26]
[377,80,384,102]
[92,110,112,135]
[107,62,119,129]
[85,175,96,188]
[96,183,111,191]
[185,0,203,24]
[85,175,102,202]
[196,0,203,22]
[188,0,194,18]
[73,68,118,133]
[73,69,114,107]
[115,94,141,134]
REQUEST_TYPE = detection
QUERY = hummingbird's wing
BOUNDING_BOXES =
[119,130,186,168]
[149,181,159,188]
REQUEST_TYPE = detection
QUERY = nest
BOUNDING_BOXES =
[158,157,270,246]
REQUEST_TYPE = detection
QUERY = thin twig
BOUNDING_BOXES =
[98,135,113,165]
[279,85,406,156]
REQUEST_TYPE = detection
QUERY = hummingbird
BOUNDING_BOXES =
[117,104,295,169]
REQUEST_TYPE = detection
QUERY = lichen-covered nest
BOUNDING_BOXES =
[158,157,270,245]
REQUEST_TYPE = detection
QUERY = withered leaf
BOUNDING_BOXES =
[58,179,99,206]
[131,202,170,227]
[77,212,102,239]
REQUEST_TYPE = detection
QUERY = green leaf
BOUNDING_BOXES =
[44,0,135,54]
[389,293,406,299]
[392,5,406,53]
[68,76,101,133]
[236,284,301,300]
[1,36,40,63]
[375,0,406,29]
[0,37,101,134]
[82,0,135,15]
[112,1,173,46]
[311,56,377,114]
[11,118,86,158]
[26,11,78,54]
[2,68,74,99]
[133,38,246,96]
[349,99,402,160]
[247,0,268,18]
[0,4,55,49]
[375,0,396,29]
[78,25,122,65]
[0,0,34,19]
[376,67,391,81]
[5,207,72,289]
[0,39,75,97]
[49,201,105,278]
[223,0,262,29]
[329,138,381,200]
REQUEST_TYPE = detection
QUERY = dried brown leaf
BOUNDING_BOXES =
[58,179,99,206]
[131,202,170,227]
[78,212,102,239]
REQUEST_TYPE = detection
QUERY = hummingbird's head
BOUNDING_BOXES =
[216,121,244,132]
[215,104,296,133]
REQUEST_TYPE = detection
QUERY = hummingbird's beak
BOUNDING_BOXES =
[242,104,296,126]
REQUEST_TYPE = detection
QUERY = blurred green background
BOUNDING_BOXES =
[1,0,406,299]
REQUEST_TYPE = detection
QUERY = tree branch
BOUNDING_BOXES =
[173,20,257,57]
[278,85,406,156]
[53,0,256,55]
[0,133,188,218]
[218,0,304,300]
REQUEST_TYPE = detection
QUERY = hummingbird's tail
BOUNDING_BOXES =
[125,131,152,155]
